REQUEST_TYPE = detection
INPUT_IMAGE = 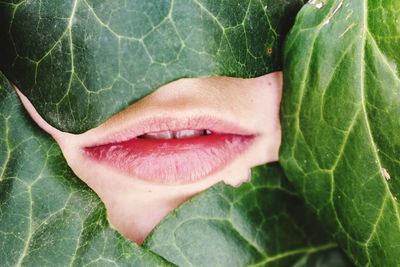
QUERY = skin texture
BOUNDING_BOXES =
[17,71,282,244]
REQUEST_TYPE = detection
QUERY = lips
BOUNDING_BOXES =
[83,117,255,184]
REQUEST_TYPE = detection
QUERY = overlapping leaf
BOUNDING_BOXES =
[280,0,400,265]
[0,73,171,266]
[145,164,352,267]
[0,0,304,133]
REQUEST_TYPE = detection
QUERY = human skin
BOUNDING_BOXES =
[16,71,282,244]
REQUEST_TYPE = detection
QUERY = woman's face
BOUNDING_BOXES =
[18,71,282,244]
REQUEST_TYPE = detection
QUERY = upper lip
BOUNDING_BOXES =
[85,116,256,147]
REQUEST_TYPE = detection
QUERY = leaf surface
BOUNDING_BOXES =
[0,72,171,266]
[280,0,400,265]
[0,0,304,133]
[145,164,352,267]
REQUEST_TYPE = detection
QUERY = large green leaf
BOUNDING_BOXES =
[0,0,303,133]
[0,72,353,266]
[145,164,352,267]
[281,0,400,265]
[0,73,171,266]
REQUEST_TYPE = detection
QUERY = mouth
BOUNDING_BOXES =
[83,117,255,184]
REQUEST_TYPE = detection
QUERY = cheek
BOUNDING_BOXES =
[227,72,282,135]
[252,72,282,131]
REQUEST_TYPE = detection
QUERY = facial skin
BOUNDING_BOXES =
[17,71,282,244]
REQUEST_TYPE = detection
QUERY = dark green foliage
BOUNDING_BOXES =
[0,0,303,133]
[145,164,352,267]
[281,0,400,265]
[5,0,398,265]
[0,73,171,266]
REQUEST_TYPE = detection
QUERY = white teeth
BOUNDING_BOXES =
[175,129,204,139]
[142,131,174,140]
[139,129,211,139]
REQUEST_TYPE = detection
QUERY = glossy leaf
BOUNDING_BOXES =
[145,164,352,267]
[0,0,303,133]
[0,73,171,266]
[280,0,400,266]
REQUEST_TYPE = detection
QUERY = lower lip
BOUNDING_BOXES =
[84,133,254,184]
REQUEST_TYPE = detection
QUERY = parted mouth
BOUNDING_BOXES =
[83,116,256,184]
[137,129,212,139]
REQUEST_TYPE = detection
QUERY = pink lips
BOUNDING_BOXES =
[83,117,255,184]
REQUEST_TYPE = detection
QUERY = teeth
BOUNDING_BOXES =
[142,131,174,140]
[139,129,211,139]
[175,129,204,139]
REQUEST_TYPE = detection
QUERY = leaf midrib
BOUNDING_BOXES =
[359,0,400,237]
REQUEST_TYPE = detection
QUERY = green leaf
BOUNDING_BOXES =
[145,164,352,267]
[0,0,304,133]
[0,72,171,266]
[280,0,400,265]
